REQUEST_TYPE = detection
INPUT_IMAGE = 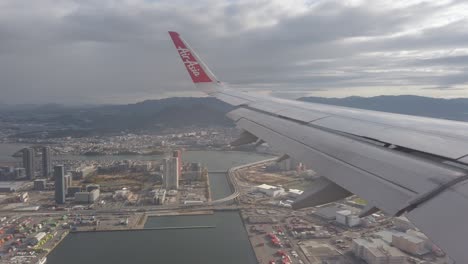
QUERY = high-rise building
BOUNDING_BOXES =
[64,174,72,192]
[54,165,66,204]
[172,150,182,176]
[163,157,179,189]
[42,146,51,178]
[22,148,35,180]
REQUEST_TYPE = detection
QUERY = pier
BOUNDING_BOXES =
[74,225,216,233]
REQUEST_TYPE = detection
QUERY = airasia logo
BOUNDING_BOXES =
[177,47,200,77]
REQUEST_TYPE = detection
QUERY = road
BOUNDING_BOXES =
[210,157,277,205]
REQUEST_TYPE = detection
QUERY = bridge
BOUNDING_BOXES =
[208,157,278,205]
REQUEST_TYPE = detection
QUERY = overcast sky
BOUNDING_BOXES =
[0,0,467,104]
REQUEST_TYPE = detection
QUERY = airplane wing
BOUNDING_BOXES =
[168,31,468,263]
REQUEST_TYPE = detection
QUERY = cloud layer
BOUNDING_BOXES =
[0,0,467,104]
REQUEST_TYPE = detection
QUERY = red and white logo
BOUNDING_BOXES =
[177,47,201,77]
[169,32,212,83]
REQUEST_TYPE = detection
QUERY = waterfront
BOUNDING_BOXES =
[47,212,256,264]
[30,147,271,264]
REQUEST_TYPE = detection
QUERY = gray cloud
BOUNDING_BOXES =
[0,0,467,104]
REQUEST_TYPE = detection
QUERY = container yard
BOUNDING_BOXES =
[0,215,69,264]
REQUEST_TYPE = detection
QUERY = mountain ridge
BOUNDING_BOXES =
[2,95,467,138]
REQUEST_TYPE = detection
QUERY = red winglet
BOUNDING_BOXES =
[169,31,212,83]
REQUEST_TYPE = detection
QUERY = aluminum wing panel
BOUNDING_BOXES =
[221,88,468,160]
[230,108,467,214]
[276,108,330,123]
[213,92,251,106]
[459,156,468,164]
[284,100,468,141]
[311,116,390,136]
[235,117,415,215]
[312,117,468,159]
[248,102,288,114]
[407,180,468,263]
[234,108,468,263]
[379,127,468,159]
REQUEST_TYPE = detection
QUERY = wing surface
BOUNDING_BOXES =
[168,31,468,263]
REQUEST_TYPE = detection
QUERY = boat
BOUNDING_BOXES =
[37,257,47,264]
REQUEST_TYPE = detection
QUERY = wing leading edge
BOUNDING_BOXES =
[168,31,468,263]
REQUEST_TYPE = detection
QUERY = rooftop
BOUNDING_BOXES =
[354,238,406,257]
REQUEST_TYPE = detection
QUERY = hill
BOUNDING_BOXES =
[3,95,467,138]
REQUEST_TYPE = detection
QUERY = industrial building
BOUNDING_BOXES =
[352,238,407,264]
[393,216,417,232]
[150,189,166,205]
[34,179,47,191]
[277,157,305,172]
[299,240,343,264]
[163,157,179,190]
[114,188,131,200]
[72,165,96,179]
[86,184,100,192]
[54,165,66,204]
[75,189,100,203]
[286,188,304,198]
[314,206,342,220]
[41,146,51,178]
[30,232,46,245]
[392,233,429,256]
[67,186,82,197]
[22,148,35,180]
[256,184,285,197]
[336,210,361,227]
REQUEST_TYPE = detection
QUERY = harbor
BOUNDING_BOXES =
[44,150,270,264]
[47,212,257,264]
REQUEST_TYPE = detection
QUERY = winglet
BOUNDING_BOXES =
[168,31,219,89]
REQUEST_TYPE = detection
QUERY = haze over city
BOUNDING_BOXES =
[1,0,468,104]
[1,1,468,264]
